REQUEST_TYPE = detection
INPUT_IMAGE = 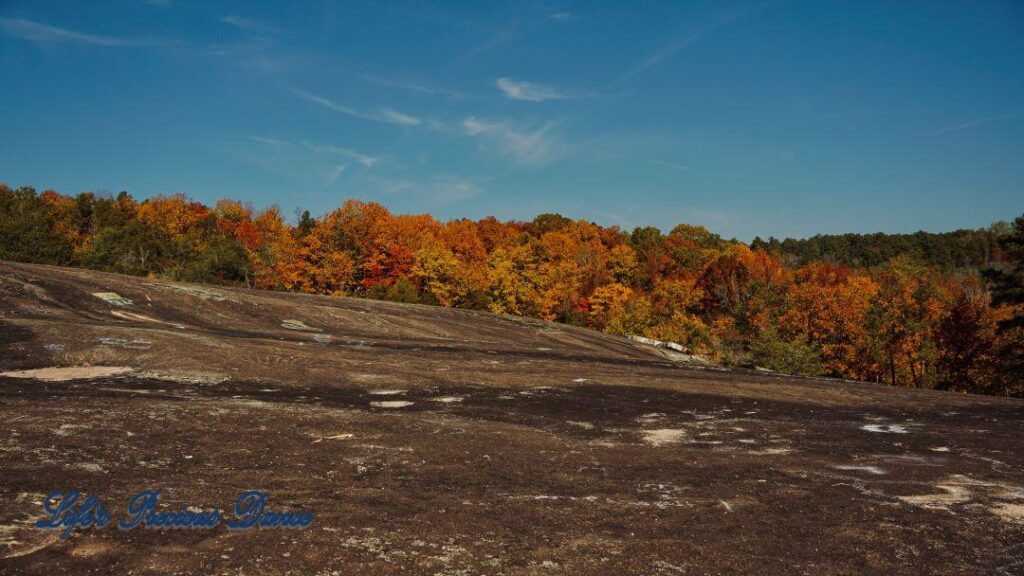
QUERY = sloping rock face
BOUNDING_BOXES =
[1,260,1022,575]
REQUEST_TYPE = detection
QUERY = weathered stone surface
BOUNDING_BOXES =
[1,260,1022,575]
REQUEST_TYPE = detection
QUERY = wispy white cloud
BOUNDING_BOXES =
[463,116,560,166]
[220,15,281,36]
[0,17,168,47]
[934,112,1018,134]
[221,15,256,30]
[249,135,380,168]
[291,88,362,117]
[205,38,289,75]
[496,78,573,102]
[614,6,761,85]
[291,88,421,126]
[299,141,380,167]
[431,175,483,202]
[464,22,517,60]
[366,75,473,100]
[625,33,701,82]
[247,135,291,148]
[232,135,379,189]
[378,5,484,34]
[377,108,422,126]
[647,159,690,172]
[326,163,349,185]
[364,174,484,202]
[549,12,576,21]
[365,176,415,196]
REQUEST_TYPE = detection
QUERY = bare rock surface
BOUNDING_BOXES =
[1,260,1022,575]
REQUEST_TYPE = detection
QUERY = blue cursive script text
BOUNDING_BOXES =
[35,490,314,539]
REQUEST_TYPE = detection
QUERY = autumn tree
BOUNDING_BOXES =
[136,194,210,238]
[80,219,172,276]
[748,327,824,376]
[665,223,727,273]
[934,277,998,392]
[629,226,673,289]
[535,220,611,322]
[608,244,640,285]
[0,185,74,265]
[983,215,1024,395]
[487,243,545,317]
[412,245,464,306]
[781,263,879,379]
[866,257,945,387]
[645,277,712,352]
[588,283,653,336]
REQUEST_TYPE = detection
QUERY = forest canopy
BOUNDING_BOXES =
[752,228,1007,271]
[2,184,1021,397]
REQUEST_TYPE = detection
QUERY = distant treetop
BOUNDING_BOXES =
[751,226,1009,271]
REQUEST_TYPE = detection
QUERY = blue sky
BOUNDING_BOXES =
[1,1,1021,240]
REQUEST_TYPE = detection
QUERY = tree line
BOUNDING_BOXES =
[2,184,1021,396]
[752,227,1007,271]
